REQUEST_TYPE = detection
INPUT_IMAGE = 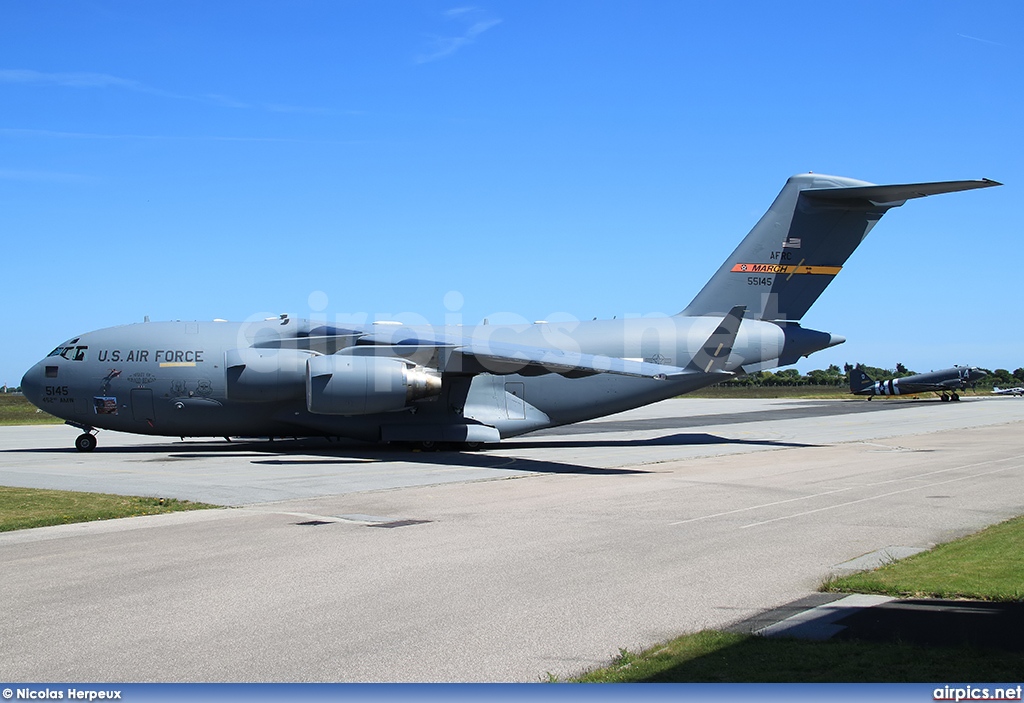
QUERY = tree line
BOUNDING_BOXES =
[720,364,1024,388]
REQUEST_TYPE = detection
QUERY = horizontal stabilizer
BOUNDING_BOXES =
[802,178,1001,205]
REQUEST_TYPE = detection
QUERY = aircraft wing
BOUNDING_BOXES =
[453,339,713,379]
[347,336,691,379]
[351,305,747,380]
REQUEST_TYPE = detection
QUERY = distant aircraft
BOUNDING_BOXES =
[992,386,1024,397]
[21,173,999,451]
[850,366,988,401]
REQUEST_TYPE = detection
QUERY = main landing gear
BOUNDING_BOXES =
[940,392,961,402]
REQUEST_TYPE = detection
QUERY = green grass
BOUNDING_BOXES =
[0,486,220,532]
[569,516,1024,682]
[0,394,61,425]
[823,516,1024,601]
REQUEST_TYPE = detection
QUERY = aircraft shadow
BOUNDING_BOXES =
[499,432,818,451]
[4,432,814,477]
[199,432,815,475]
[3,437,650,475]
[238,442,653,475]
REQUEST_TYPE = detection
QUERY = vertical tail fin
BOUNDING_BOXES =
[850,368,875,395]
[679,174,1000,321]
[685,305,745,373]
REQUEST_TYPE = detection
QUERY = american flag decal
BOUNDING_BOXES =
[782,237,801,248]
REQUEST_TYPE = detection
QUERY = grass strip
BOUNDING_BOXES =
[0,395,61,425]
[823,516,1024,601]
[572,516,1024,682]
[0,486,219,532]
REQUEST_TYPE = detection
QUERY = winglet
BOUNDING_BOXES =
[685,305,745,373]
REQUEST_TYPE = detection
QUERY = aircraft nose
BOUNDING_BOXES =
[21,361,45,408]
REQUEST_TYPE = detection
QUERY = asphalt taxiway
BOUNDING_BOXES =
[1,396,1023,681]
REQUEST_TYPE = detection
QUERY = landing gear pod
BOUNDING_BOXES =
[225,348,316,402]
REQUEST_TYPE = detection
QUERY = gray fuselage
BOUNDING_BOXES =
[21,315,836,443]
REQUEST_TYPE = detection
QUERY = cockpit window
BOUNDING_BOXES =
[47,345,88,361]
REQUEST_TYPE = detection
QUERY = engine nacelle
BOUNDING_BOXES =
[225,348,316,402]
[306,354,442,415]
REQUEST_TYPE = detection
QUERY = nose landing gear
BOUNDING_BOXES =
[66,421,99,452]
[75,433,98,452]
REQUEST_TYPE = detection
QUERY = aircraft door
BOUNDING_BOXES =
[130,389,155,423]
[504,382,526,420]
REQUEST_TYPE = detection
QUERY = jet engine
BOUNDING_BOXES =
[306,354,442,415]
[225,348,315,402]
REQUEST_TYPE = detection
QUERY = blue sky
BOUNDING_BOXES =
[2,1,1021,386]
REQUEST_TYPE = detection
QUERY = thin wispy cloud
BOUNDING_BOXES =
[416,7,502,64]
[0,69,345,115]
[0,69,186,98]
[957,33,1004,47]
[263,103,364,116]
[0,168,89,183]
[0,127,357,145]
[203,93,253,109]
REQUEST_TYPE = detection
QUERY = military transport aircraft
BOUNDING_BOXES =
[22,173,999,451]
[849,365,988,401]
